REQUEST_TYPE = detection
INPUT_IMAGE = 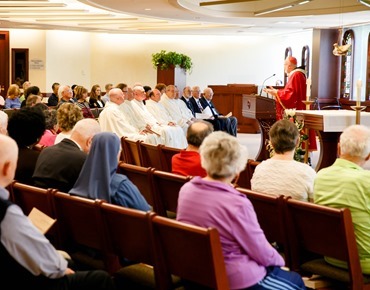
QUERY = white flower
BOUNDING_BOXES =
[284,108,296,117]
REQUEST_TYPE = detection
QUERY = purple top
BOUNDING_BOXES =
[176,177,284,289]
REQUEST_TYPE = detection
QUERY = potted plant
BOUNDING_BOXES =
[151,50,193,73]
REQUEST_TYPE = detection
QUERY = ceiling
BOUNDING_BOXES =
[0,0,370,35]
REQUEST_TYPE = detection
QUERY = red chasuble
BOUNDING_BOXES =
[276,68,317,151]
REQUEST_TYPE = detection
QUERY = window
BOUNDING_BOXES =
[340,30,354,99]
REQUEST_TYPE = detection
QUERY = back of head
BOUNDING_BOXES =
[0,134,18,187]
[71,118,101,141]
[8,106,46,148]
[340,124,370,159]
[187,120,214,147]
[70,118,101,153]
[269,119,299,154]
[44,109,58,130]
[57,103,83,131]
[0,111,8,135]
[25,86,40,99]
[69,132,120,201]
[25,94,41,107]
[200,131,248,179]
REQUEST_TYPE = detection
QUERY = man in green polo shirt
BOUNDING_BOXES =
[314,124,370,274]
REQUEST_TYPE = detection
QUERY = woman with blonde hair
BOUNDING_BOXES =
[177,131,305,290]
[54,103,83,144]
[5,84,21,109]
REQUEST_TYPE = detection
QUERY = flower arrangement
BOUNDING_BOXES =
[151,50,193,73]
[267,109,308,162]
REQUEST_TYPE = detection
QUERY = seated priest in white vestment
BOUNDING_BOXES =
[146,89,177,126]
[128,86,187,149]
[159,85,194,134]
[98,88,161,144]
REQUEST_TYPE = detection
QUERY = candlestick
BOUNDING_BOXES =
[306,78,311,101]
[356,79,362,107]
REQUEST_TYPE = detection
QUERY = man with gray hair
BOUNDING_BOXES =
[314,124,370,274]
[33,118,101,192]
[99,88,162,145]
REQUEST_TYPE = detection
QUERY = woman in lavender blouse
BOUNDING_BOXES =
[176,131,305,290]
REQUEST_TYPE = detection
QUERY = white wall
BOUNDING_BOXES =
[6,28,313,93]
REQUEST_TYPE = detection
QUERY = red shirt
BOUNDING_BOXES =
[171,150,207,177]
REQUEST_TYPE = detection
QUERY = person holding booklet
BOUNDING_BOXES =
[199,87,237,136]
[0,134,116,290]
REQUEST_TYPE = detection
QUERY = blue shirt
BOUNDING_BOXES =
[5,97,21,109]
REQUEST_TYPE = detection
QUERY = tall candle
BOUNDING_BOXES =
[356,79,362,107]
[306,78,311,101]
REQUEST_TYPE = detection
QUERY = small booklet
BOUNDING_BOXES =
[28,207,57,235]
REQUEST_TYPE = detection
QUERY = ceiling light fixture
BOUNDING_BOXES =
[0,1,65,7]
[254,0,311,17]
[199,0,258,6]
[359,0,370,8]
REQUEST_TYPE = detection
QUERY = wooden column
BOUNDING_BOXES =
[156,65,186,93]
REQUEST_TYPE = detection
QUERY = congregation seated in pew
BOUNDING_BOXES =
[176,131,306,290]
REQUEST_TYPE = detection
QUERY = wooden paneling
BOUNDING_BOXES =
[208,84,260,133]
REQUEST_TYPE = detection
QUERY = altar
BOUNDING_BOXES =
[295,110,370,171]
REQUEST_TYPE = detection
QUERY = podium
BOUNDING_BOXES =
[242,94,276,161]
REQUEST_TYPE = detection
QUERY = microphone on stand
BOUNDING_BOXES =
[259,73,276,96]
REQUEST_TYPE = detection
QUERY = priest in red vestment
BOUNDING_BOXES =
[264,56,317,151]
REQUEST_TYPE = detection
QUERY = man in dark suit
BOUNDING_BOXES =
[32,118,101,192]
[199,87,238,136]
[47,82,60,106]
[180,86,195,116]
[188,86,203,116]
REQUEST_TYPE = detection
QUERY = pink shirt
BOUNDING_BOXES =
[177,177,284,289]
[39,130,57,147]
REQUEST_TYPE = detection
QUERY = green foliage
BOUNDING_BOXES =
[151,50,193,73]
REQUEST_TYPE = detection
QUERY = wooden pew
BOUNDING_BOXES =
[286,198,370,289]
[120,137,142,166]
[151,215,229,290]
[139,142,165,171]
[117,162,155,207]
[236,187,290,267]
[159,145,183,172]
[100,203,162,289]
[151,170,192,218]
[9,181,60,247]
[52,191,120,273]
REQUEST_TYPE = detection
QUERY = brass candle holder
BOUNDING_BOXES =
[350,105,366,124]
[302,99,315,164]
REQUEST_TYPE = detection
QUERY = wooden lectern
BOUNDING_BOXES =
[242,94,276,161]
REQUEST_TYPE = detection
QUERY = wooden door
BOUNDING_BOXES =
[0,31,9,97]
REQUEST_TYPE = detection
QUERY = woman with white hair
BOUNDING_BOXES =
[176,131,305,290]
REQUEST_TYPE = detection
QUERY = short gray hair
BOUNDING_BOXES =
[340,124,370,159]
[199,131,248,179]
